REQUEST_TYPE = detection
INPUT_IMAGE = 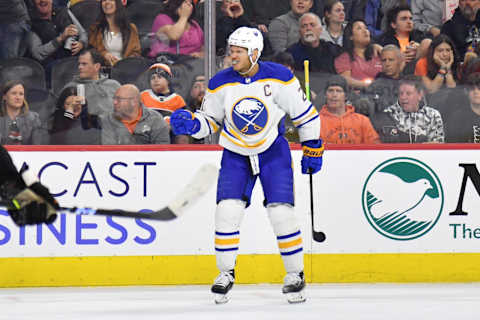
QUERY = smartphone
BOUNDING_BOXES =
[77,84,85,105]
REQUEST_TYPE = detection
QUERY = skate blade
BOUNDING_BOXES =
[285,290,306,304]
[214,293,230,304]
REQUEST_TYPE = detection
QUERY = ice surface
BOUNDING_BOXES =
[0,283,477,320]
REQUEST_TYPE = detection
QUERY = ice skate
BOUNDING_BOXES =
[211,270,235,304]
[282,271,306,304]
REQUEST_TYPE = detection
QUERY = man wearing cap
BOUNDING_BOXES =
[140,63,189,143]
[319,75,380,144]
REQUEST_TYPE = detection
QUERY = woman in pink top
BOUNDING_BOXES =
[149,0,204,58]
[334,19,382,90]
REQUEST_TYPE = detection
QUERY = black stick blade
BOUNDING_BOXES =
[313,231,326,242]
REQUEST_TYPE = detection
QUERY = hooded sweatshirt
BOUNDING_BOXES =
[319,104,380,144]
[372,101,444,143]
[63,76,121,116]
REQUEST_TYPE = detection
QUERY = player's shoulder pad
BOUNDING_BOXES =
[256,61,295,83]
[208,67,242,91]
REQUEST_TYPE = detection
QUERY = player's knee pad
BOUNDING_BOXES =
[215,199,246,232]
[266,203,298,236]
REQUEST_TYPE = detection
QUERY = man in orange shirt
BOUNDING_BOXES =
[319,75,380,144]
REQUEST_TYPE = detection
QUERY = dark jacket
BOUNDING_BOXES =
[376,29,428,47]
[441,7,480,61]
[49,106,100,145]
[287,40,341,73]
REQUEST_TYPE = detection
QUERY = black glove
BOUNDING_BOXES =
[8,201,55,226]
[8,184,58,227]
[29,182,60,210]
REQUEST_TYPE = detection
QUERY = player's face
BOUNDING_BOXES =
[325,86,346,109]
[398,83,422,112]
[381,50,402,78]
[150,73,169,94]
[3,84,24,110]
[229,45,251,73]
[468,86,480,106]
[392,10,413,34]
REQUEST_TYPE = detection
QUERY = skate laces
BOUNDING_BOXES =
[284,272,302,286]
[215,271,234,286]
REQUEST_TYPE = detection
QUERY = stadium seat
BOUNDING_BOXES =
[26,88,57,124]
[0,58,46,90]
[51,56,79,95]
[69,0,101,32]
[127,0,165,37]
[110,56,152,85]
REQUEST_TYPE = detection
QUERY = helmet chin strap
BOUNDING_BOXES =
[238,52,259,76]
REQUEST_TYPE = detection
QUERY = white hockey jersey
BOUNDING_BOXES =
[192,61,320,156]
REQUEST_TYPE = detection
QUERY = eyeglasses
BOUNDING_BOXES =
[113,96,135,102]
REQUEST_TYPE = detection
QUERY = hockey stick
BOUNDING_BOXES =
[304,60,326,243]
[1,163,218,221]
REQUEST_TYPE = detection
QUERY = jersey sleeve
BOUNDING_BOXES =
[275,77,320,142]
[191,89,224,139]
[0,145,25,190]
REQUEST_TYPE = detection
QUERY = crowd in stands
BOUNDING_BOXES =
[0,0,480,145]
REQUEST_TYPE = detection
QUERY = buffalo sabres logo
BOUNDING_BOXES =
[231,97,268,135]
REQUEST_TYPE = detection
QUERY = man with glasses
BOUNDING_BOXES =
[100,84,170,144]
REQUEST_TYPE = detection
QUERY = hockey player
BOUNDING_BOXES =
[0,145,59,226]
[170,27,323,304]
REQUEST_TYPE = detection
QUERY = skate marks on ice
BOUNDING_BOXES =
[0,283,478,320]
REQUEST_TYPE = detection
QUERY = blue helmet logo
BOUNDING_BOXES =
[231,97,268,135]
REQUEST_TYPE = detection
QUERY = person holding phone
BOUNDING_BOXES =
[49,86,101,145]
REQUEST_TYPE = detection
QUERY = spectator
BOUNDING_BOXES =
[441,0,480,61]
[0,0,30,59]
[340,0,364,22]
[186,74,205,112]
[287,12,341,73]
[443,73,480,142]
[100,84,170,144]
[63,49,121,116]
[149,0,204,58]
[243,0,290,32]
[186,73,205,143]
[414,34,459,93]
[88,0,141,66]
[372,75,444,143]
[0,80,47,145]
[319,75,380,144]
[216,0,253,56]
[365,44,405,112]
[335,19,382,89]
[268,0,314,53]
[411,0,443,37]
[364,0,410,38]
[320,0,346,46]
[140,63,188,143]
[49,86,101,144]
[28,0,87,65]
[376,5,431,64]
